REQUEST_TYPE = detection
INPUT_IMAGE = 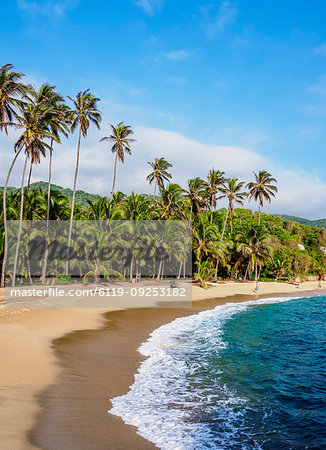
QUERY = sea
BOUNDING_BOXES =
[109,295,326,449]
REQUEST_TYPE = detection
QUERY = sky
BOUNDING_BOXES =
[1,0,326,218]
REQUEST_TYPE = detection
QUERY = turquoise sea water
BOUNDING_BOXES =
[110,296,326,449]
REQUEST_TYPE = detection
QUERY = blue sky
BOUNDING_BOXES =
[1,0,326,218]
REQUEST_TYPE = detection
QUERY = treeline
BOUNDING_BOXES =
[1,62,326,287]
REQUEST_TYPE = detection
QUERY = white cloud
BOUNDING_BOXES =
[134,0,164,16]
[315,44,326,55]
[1,126,326,219]
[165,50,190,61]
[17,0,79,17]
[203,1,238,36]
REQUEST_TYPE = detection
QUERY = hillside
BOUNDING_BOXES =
[276,214,326,230]
[0,181,101,208]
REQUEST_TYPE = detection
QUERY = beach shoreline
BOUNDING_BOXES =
[0,281,325,449]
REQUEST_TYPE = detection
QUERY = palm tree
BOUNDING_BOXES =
[155,183,187,219]
[183,177,208,218]
[65,89,101,274]
[219,178,247,236]
[146,157,172,196]
[235,227,273,281]
[0,63,26,134]
[100,122,136,198]
[206,168,225,223]
[246,170,278,225]
[0,64,27,287]
[11,102,58,286]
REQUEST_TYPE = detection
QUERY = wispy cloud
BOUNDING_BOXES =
[202,1,238,36]
[165,50,191,61]
[134,0,164,16]
[315,44,326,55]
[308,74,326,95]
[165,76,187,85]
[17,0,79,17]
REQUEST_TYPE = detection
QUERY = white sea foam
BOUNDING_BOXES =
[109,296,298,449]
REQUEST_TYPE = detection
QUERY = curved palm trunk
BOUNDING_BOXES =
[27,160,33,190]
[111,152,118,199]
[221,208,229,237]
[1,148,23,288]
[42,142,53,283]
[66,127,82,275]
[12,155,28,287]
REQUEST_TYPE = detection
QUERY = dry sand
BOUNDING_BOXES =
[0,281,325,449]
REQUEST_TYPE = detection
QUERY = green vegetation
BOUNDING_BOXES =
[276,214,326,230]
[0,182,100,208]
[1,62,326,288]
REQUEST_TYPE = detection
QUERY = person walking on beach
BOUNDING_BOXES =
[254,281,259,293]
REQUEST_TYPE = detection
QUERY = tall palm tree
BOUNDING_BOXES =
[246,170,278,225]
[65,89,101,274]
[100,122,136,198]
[219,177,247,236]
[0,64,27,287]
[146,157,172,196]
[34,85,70,282]
[206,168,225,223]
[11,102,58,286]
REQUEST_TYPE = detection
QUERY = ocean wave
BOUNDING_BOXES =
[109,296,298,449]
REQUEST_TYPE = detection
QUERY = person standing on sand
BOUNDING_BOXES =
[254,281,259,293]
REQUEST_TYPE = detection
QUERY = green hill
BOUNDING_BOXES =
[0,181,101,208]
[276,214,326,230]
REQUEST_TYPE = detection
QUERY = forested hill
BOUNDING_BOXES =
[0,182,100,208]
[1,182,326,229]
[276,215,326,230]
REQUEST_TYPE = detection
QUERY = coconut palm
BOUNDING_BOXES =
[183,177,208,217]
[155,183,187,219]
[65,89,101,274]
[0,63,27,134]
[100,122,136,198]
[219,178,247,236]
[246,170,278,225]
[235,227,273,281]
[206,168,225,223]
[0,64,27,287]
[11,102,58,286]
[146,157,172,196]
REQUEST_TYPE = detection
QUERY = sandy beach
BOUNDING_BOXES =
[0,281,325,449]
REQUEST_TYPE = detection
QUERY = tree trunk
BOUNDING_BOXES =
[244,262,249,281]
[42,142,53,283]
[222,209,229,237]
[12,155,28,287]
[111,152,118,199]
[214,259,219,278]
[66,127,82,275]
[258,203,261,226]
[156,258,162,281]
[255,261,258,282]
[129,254,133,282]
[27,160,33,190]
[1,148,23,288]
[177,261,182,279]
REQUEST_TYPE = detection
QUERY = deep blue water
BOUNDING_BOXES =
[110,296,326,449]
